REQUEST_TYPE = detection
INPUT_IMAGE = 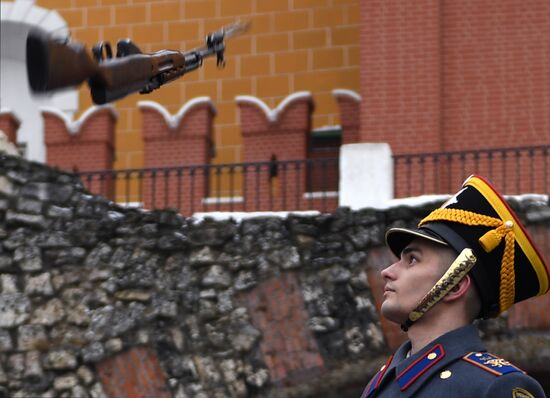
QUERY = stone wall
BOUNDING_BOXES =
[0,154,549,398]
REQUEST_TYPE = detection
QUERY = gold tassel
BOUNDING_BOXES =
[479,229,502,253]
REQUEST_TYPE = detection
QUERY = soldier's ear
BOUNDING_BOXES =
[442,274,472,303]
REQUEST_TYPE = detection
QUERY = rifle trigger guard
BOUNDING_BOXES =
[92,42,113,62]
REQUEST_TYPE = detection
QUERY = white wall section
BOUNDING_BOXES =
[0,0,78,162]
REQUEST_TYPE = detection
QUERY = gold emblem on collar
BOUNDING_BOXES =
[512,387,535,398]
[440,370,452,379]
[484,358,511,368]
[427,352,437,360]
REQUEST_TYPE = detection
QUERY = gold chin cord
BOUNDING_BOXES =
[401,248,477,331]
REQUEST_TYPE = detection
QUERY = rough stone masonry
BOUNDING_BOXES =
[0,154,549,398]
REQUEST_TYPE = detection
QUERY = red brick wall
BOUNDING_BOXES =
[508,294,550,330]
[442,1,550,151]
[360,0,550,196]
[508,223,550,329]
[239,272,324,384]
[239,94,313,161]
[440,0,550,196]
[239,93,313,211]
[333,90,361,145]
[44,107,116,198]
[140,100,215,215]
[359,0,442,153]
[360,0,550,153]
[0,112,20,144]
[44,107,116,171]
[97,347,171,398]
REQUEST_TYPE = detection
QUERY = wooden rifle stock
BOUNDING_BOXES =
[26,31,102,92]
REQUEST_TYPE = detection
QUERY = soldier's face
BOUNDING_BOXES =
[380,238,454,325]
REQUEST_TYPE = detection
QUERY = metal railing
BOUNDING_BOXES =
[75,144,549,215]
[76,158,340,215]
[393,145,549,197]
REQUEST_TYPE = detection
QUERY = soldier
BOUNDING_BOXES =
[361,175,548,397]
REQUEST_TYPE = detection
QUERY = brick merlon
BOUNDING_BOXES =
[332,89,362,103]
[138,97,216,131]
[236,91,313,124]
[0,109,21,128]
[41,105,117,136]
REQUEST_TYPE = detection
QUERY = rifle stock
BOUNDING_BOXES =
[26,31,102,92]
[26,21,249,105]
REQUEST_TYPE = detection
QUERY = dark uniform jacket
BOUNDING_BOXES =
[360,325,546,398]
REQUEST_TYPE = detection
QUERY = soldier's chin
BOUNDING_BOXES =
[381,302,408,325]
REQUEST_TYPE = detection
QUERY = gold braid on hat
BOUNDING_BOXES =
[419,208,516,313]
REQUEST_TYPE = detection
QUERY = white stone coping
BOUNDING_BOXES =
[191,210,321,223]
[332,89,362,102]
[235,91,312,122]
[137,97,216,130]
[116,202,144,209]
[375,194,451,210]
[303,191,339,199]
[188,194,549,220]
[0,108,21,125]
[114,193,548,222]
[40,105,117,135]
[366,193,549,210]
[505,193,549,204]
[311,125,341,133]
[202,196,244,205]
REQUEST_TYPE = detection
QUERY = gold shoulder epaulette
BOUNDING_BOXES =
[462,352,524,376]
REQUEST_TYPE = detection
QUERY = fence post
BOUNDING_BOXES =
[339,143,393,209]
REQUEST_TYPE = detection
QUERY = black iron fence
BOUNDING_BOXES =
[76,158,340,215]
[75,144,549,215]
[393,145,549,198]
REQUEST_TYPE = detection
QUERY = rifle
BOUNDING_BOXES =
[26,21,249,105]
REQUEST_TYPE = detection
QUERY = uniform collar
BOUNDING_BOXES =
[377,325,486,397]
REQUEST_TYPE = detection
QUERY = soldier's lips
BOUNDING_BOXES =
[383,286,395,295]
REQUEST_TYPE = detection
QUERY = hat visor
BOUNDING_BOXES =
[385,227,448,258]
